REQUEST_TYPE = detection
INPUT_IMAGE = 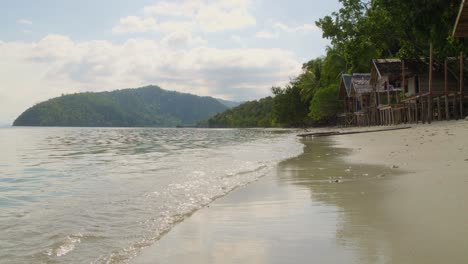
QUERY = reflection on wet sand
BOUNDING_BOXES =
[133,137,467,264]
[280,138,399,264]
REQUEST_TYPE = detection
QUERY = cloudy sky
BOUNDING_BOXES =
[0,0,340,124]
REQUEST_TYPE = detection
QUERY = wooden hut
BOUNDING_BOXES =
[350,73,372,126]
[338,73,372,126]
[370,58,463,125]
[338,74,353,126]
[453,0,468,118]
[453,0,468,38]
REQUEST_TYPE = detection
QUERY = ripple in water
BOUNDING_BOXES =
[0,127,303,264]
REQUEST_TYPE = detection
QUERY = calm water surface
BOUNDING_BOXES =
[0,127,303,264]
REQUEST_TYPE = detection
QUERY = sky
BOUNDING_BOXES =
[0,0,341,124]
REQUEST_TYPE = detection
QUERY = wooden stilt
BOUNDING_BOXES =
[445,60,450,120]
[415,99,419,123]
[460,52,464,118]
[420,98,424,123]
[437,97,441,121]
[408,103,412,123]
[453,94,458,119]
[428,43,433,123]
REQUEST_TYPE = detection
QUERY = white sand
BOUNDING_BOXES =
[333,120,468,263]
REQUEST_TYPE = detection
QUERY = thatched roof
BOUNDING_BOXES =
[351,73,371,95]
[338,74,352,99]
[454,0,468,37]
[370,58,435,87]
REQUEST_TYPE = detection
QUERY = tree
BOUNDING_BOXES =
[309,85,340,123]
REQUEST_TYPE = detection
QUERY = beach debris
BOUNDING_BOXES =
[297,126,412,137]
[330,179,341,183]
[377,173,386,178]
[392,165,399,169]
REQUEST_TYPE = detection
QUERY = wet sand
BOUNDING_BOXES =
[133,121,468,264]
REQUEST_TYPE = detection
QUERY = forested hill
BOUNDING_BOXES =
[13,86,231,127]
[207,97,275,128]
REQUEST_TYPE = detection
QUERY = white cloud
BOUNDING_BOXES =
[17,19,33,25]
[255,30,278,39]
[115,0,256,34]
[112,16,157,33]
[161,31,207,48]
[254,22,318,40]
[144,1,200,17]
[273,22,318,33]
[157,21,195,32]
[196,4,256,32]
[0,35,302,123]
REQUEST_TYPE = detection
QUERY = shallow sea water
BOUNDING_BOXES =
[0,127,303,264]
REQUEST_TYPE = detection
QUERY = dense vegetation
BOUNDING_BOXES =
[13,86,231,127]
[207,97,275,128]
[207,0,466,128]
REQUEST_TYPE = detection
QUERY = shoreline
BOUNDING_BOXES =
[132,120,468,264]
[333,120,468,263]
[131,136,395,263]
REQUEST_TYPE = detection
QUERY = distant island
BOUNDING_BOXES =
[13,86,238,127]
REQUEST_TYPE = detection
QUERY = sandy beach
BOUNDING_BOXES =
[133,120,468,264]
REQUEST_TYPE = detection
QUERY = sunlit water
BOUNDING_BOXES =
[0,127,303,264]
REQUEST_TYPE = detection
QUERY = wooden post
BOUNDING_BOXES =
[401,60,405,103]
[460,52,464,118]
[453,94,458,119]
[421,97,426,124]
[428,43,433,123]
[344,97,348,113]
[415,99,419,123]
[408,103,412,123]
[445,59,450,120]
[437,97,441,121]
[377,90,381,106]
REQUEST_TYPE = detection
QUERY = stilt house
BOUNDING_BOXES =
[338,73,372,126]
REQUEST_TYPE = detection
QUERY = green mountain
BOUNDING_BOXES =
[216,98,242,108]
[13,86,229,127]
[207,97,276,128]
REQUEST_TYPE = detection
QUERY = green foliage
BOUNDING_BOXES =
[207,97,275,128]
[13,86,229,127]
[309,85,340,123]
[272,85,312,127]
[317,0,465,64]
